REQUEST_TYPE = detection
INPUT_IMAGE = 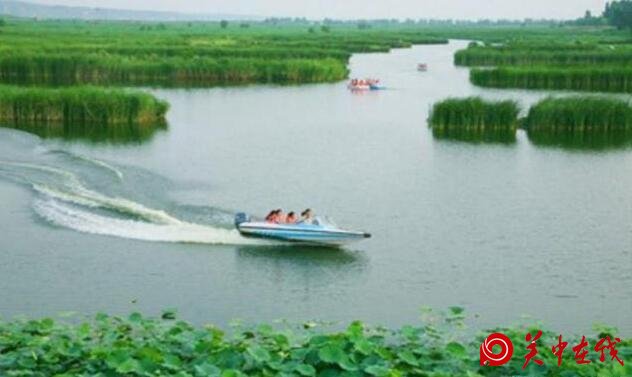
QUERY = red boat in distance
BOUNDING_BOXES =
[347,78,383,91]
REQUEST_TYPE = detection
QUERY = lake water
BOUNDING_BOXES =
[1,41,631,335]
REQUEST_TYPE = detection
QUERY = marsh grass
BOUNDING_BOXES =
[4,121,167,144]
[525,96,632,132]
[0,85,168,125]
[527,129,632,150]
[0,55,350,87]
[470,66,632,93]
[429,97,520,137]
[455,46,632,66]
[0,20,448,87]
[432,127,517,144]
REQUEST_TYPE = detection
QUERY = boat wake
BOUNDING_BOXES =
[0,154,271,246]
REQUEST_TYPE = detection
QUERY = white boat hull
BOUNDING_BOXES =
[235,214,370,246]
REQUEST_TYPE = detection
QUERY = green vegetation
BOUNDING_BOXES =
[0,54,349,86]
[0,85,168,126]
[470,66,632,93]
[455,46,632,67]
[527,130,632,150]
[525,96,632,132]
[430,95,632,144]
[0,19,447,87]
[0,310,629,376]
[429,97,519,142]
[3,119,167,144]
[453,1,632,93]
[605,0,632,31]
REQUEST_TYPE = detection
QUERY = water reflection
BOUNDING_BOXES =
[527,131,632,151]
[0,122,167,144]
[234,245,368,298]
[431,128,516,144]
[236,245,367,268]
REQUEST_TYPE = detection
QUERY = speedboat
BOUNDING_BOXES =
[348,82,372,91]
[347,78,383,91]
[234,213,371,246]
[417,63,428,72]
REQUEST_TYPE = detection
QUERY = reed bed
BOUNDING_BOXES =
[0,86,168,125]
[0,20,448,87]
[527,129,632,150]
[524,96,632,132]
[0,55,349,86]
[429,97,520,132]
[3,46,353,61]
[455,47,632,66]
[470,66,632,92]
[431,127,517,143]
[6,120,167,144]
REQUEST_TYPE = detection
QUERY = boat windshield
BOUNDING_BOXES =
[313,216,338,228]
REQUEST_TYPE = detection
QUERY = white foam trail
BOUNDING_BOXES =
[33,198,268,245]
[0,160,277,246]
[48,150,124,180]
[2,161,177,225]
[0,161,81,185]
[33,184,181,225]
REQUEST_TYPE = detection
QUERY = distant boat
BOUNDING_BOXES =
[417,63,428,72]
[348,78,383,91]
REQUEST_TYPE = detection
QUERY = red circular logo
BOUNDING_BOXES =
[480,332,514,366]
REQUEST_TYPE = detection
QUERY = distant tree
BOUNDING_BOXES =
[357,21,370,29]
[239,22,250,28]
[604,0,632,31]
[220,20,229,28]
[0,18,6,27]
[573,8,604,26]
[156,23,166,30]
[320,25,330,33]
[307,27,315,33]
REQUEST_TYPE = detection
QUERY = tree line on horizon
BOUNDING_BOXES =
[572,0,632,30]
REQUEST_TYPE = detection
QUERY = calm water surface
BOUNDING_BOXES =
[1,41,631,335]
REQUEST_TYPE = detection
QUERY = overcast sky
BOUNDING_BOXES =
[29,0,607,20]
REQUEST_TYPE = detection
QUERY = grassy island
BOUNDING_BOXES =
[0,86,168,126]
[455,45,632,67]
[525,96,632,133]
[470,66,632,93]
[429,97,520,137]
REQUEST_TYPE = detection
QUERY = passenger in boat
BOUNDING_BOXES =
[276,209,286,223]
[299,208,314,224]
[265,209,282,223]
[286,212,297,224]
[265,210,276,223]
